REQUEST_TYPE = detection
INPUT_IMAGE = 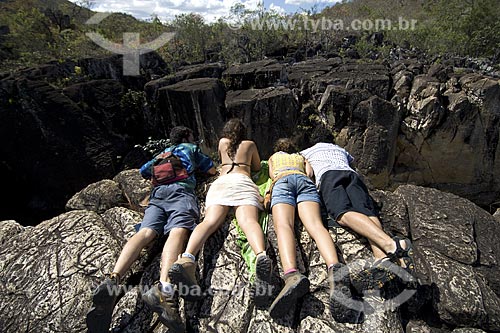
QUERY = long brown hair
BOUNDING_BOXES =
[221,118,247,160]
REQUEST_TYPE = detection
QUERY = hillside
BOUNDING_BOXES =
[321,0,500,59]
[0,0,164,72]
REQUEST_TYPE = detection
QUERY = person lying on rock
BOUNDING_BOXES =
[300,127,416,291]
[168,118,273,306]
[267,138,363,323]
[86,126,216,333]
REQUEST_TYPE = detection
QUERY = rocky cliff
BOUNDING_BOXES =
[1,51,498,225]
[0,53,167,224]
[0,49,499,332]
[1,171,499,333]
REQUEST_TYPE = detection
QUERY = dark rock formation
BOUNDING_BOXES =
[154,78,227,152]
[1,53,499,231]
[144,62,226,106]
[0,78,118,224]
[222,59,287,91]
[225,86,300,159]
[1,170,499,332]
[0,53,166,225]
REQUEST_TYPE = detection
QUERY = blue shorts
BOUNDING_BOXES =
[270,174,321,208]
[138,183,199,236]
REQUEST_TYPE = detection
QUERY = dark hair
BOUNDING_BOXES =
[221,118,247,159]
[273,138,298,154]
[309,126,335,145]
[169,126,193,145]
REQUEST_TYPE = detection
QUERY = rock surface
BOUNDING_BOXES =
[1,171,499,332]
[1,53,500,333]
[2,56,499,225]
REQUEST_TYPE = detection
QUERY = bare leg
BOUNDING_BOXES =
[235,205,266,255]
[297,201,339,267]
[159,227,190,282]
[271,203,298,272]
[113,227,157,277]
[337,211,395,254]
[367,216,386,259]
[184,205,229,255]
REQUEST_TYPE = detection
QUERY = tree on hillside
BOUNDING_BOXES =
[5,8,54,63]
[222,2,289,62]
[414,0,500,57]
[170,13,210,64]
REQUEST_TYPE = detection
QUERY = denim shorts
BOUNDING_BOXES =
[138,183,199,236]
[270,174,321,208]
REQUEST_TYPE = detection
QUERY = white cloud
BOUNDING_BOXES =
[76,0,341,22]
[84,0,263,22]
[284,0,339,6]
[269,3,286,15]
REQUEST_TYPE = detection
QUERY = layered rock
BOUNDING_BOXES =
[380,186,500,331]
[392,69,500,205]
[1,54,499,235]
[154,77,227,153]
[222,59,287,91]
[226,86,300,159]
[0,53,166,225]
[1,170,500,332]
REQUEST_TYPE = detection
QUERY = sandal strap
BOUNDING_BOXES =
[394,236,406,256]
[109,272,121,284]
[386,236,412,264]
[386,252,399,262]
[372,257,391,267]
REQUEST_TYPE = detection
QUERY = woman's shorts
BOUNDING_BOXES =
[271,174,321,208]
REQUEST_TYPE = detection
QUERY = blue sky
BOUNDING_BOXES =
[72,0,341,22]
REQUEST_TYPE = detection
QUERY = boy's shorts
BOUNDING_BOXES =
[138,183,199,236]
[319,170,378,221]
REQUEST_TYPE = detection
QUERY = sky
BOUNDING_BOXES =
[72,0,342,23]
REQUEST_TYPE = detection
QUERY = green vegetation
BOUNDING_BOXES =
[120,89,146,114]
[0,0,498,73]
[0,0,167,72]
[326,0,500,59]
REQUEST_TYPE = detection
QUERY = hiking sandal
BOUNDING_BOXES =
[387,236,416,281]
[350,258,396,292]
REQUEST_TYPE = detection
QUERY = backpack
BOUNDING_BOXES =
[150,149,189,186]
